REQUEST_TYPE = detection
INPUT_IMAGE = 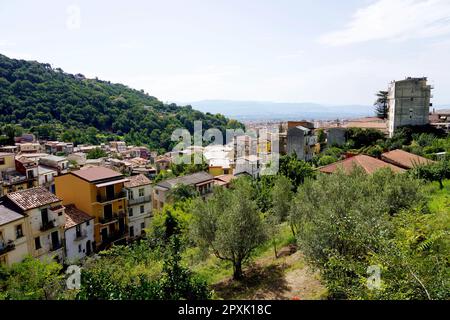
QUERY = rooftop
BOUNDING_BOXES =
[71,166,123,182]
[40,155,67,162]
[124,174,152,188]
[64,204,93,229]
[381,149,435,169]
[0,204,24,226]
[0,152,14,157]
[6,187,61,211]
[319,154,405,175]
[157,171,214,189]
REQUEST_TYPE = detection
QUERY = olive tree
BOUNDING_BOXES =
[191,178,267,280]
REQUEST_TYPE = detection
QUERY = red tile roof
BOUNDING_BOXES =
[319,154,405,175]
[6,187,61,211]
[124,174,151,188]
[381,149,435,169]
[64,204,93,229]
[71,166,123,182]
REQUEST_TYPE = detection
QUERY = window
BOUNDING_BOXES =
[129,226,134,237]
[76,225,82,238]
[86,220,90,226]
[140,205,144,214]
[129,208,133,217]
[0,157,5,165]
[129,190,134,200]
[16,224,24,239]
[138,188,144,197]
[141,222,145,229]
[35,237,41,250]
[78,244,82,253]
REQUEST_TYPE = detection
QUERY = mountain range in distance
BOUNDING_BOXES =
[181,100,375,121]
[183,100,450,122]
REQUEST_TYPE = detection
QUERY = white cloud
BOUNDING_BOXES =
[319,0,450,46]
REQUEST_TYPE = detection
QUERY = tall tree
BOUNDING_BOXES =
[191,178,267,280]
[374,90,389,119]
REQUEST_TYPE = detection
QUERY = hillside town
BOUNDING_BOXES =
[0,76,447,268]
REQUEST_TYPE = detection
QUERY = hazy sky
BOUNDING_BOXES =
[1,0,450,105]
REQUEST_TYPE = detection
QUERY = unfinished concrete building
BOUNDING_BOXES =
[387,77,432,137]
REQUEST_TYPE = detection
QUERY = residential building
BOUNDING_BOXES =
[234,155,260,178]
[38,165,57,193]
[44,141,74,155]
[388,77,432,137]
[64,204,94,263]
[381,149,435,170]
[0,153,15,172]
[326,127,346,147]
[213,174,236,188]
[318,154,405,175]
[287,125,318,161]
[39,155,69,175]
[110,141,127,153]
[155,156,172,172]
[429,108,450,133]
[0,202,28,266]
[55,167,129,251]
[153,172,214,211]
[1,156,38,196]
[4,187,65,263]
[124,174,152,239]
[16,142,41,154]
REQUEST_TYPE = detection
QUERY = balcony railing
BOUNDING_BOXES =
[75,230,87,241]
[0,240,15,255]
[128,195,151,205]
[40,220,56,232]
[99,214,118,224]
[96,191,126,203]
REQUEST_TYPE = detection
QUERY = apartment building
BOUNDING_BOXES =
[124,174,152,239]
[1,155,38,196]
[64,204,94,263]
[388,77,432,137]
[39,155,69,175]
[4,187,66,263]
[55,167,129,251]
[0,202,28,266]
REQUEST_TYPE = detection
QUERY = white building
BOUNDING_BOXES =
[63,204,94,263]
[38,165,57,193]
[39,155,69,175]
[124,174,152,239]
[388,77,432,137]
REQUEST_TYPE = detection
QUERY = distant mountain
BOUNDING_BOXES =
[0,54,243,152]
[185,100,374,121]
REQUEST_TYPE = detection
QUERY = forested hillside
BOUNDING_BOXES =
[0,54,243,152]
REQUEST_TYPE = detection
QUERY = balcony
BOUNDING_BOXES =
[96,191,126,203]
[128,195,151,205]
[0,240,15,255]
[50,241,63,252]
[99,214,118,224]
[74,230,87,241]
[40,220,56,232]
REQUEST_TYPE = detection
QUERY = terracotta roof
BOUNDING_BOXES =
[64,204,93,229]
[381,149,435,169]
[319,154,405,175]
[214,174,236,184]
[124,174,151,188]
[6,187,61,211]
[0,204,24,226]
[71,166,123,182]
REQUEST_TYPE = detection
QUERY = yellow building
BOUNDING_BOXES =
[55,167,129,250]
[0,153,15,172]
[0,203,29,266]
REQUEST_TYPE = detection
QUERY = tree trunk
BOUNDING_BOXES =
[273,240,278,259]
[233,261,243,280]
[290,223,296,238]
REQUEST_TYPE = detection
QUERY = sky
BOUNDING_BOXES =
[1,0,450,106]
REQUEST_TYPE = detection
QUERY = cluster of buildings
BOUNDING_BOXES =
[1,76,446,268]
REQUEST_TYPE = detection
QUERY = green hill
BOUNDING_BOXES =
[0,53,243,152]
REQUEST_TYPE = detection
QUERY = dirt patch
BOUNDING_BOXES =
[212,246,326,300]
